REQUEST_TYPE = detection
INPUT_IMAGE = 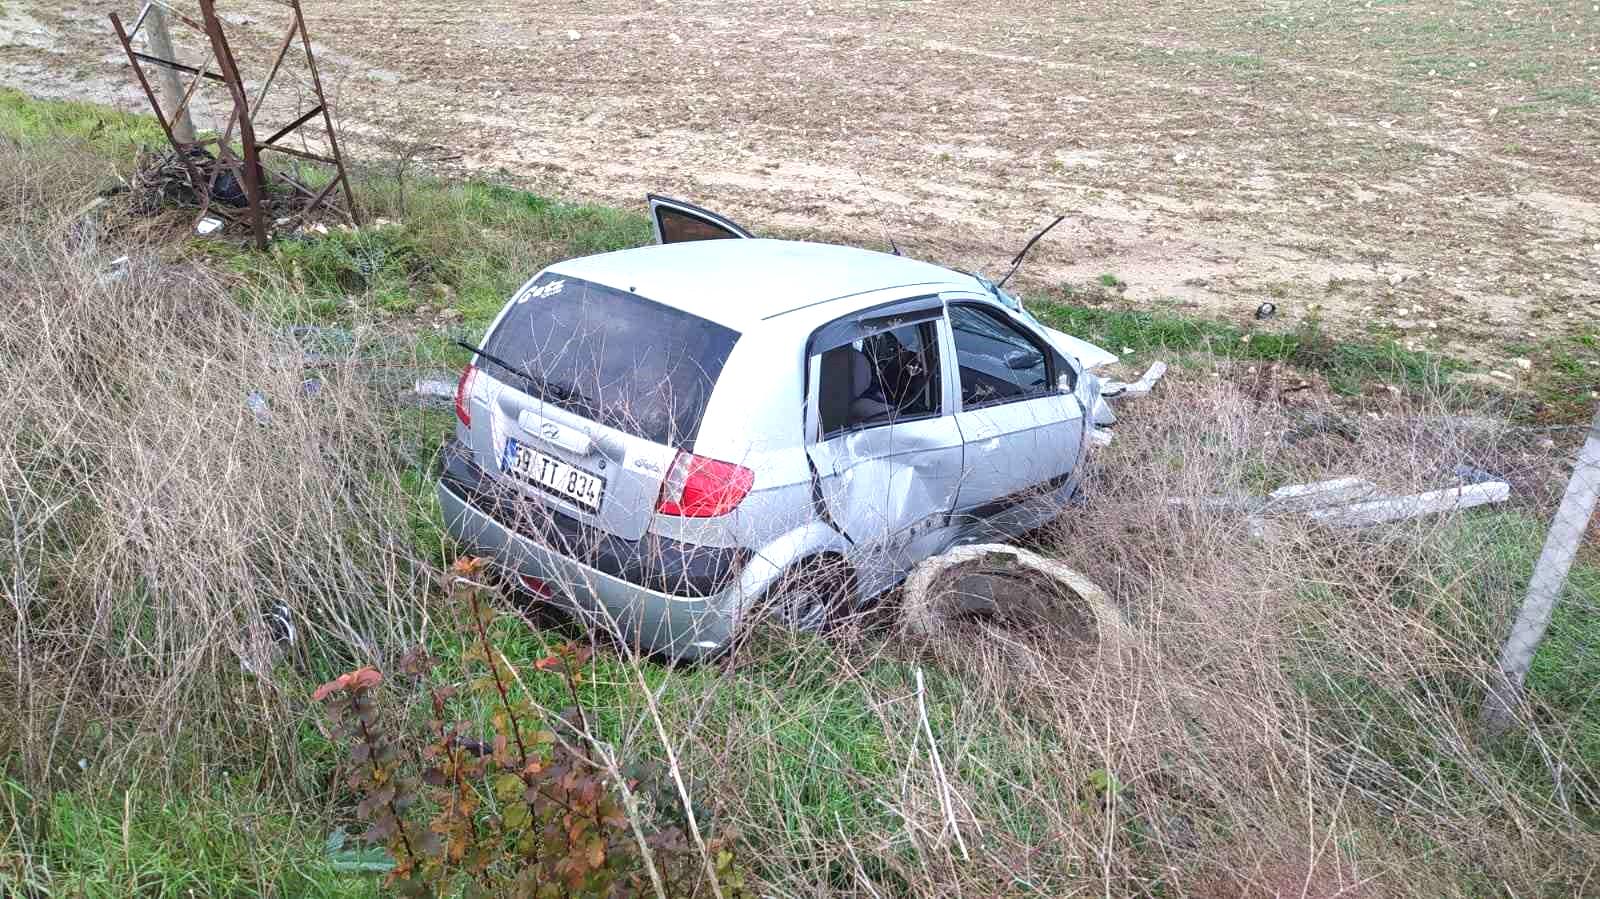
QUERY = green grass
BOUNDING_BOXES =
[0,87,164,157]
[1499,332,1600,423]
[8,83,1599,895]
[222,178,650,341]
[15,787,378,898]
[1285,511,1600,813]
[1533,86,1600,108]
[1029,298,1463,395]
[420,616,1069,857]
[425,617,907,831]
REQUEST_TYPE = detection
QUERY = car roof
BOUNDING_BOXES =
[545,239,983,330]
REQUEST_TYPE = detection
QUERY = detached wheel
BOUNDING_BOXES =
[900,544,1123,649]
[762,557,856,634]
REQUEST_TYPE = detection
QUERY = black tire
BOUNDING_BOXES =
[761,556,857,635]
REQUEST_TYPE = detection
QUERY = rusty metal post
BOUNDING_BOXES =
[110,1,358,243]
[198,0,268,248]
[291,0,360,226]
[109,10,212,211]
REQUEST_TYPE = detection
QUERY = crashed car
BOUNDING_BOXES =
[438,196,1114,658]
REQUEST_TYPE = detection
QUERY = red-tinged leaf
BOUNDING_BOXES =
[361,784,396,815]
[532,654,562,671]
[430,689,449,718]
[312,672,354,702]
[350,667,382,690]
[450,556,488,577]
[399,645,434,677]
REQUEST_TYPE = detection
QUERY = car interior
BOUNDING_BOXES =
[817,323,940,437]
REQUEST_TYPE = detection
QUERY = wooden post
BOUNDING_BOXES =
[145,6,197,144]
[1483,404,1600,736]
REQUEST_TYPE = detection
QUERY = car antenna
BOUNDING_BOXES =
[996,214,1066,290]
[859,172,903,255]
[875,217,902,256]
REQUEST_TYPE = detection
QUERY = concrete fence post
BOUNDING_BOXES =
[1482,404,1600,737]
[146,6,197,143]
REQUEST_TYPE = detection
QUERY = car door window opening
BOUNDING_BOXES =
[657,207,741,243]
[817,321,942,437]
[648,194,755,243]
[949,303,1055,410]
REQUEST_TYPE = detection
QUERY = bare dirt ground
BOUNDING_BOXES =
[5,1,1598,368]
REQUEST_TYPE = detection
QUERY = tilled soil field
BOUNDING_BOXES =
[5,1,1598,368]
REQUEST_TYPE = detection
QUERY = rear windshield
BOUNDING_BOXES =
[480,274,740,449]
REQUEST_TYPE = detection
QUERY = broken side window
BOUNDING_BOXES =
[949,304,1052,409]
[816,321,942,438]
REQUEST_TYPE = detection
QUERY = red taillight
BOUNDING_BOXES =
[454,366,477,426]
[656,451,754,518]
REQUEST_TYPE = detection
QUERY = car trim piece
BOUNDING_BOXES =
[765,281,952,321]
[805,295,945,357]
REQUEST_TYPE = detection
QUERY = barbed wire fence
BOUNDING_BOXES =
[1482,401,1600,738]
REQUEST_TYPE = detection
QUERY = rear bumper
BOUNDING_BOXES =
[436,461,741,661]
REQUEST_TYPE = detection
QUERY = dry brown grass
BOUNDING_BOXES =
[2,133,1596,896]
[0,139,436,796]
[608,383,1599,897]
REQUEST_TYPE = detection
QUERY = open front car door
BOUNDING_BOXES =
[647,194,755,244]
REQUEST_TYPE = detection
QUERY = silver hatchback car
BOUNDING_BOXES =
[438,197,1112,658]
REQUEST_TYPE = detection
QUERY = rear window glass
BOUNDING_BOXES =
[481,274,740,449]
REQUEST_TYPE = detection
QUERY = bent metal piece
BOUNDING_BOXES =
[109,1,359,247]
[900,543,1124,643]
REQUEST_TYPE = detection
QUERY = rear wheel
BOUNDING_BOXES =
[762,557,856,634]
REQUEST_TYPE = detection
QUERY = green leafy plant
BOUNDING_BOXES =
[313,557,747,898]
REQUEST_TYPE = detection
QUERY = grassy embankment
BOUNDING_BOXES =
[2,88,1598,897]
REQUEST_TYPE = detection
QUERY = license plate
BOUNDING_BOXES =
[500,439,605,513]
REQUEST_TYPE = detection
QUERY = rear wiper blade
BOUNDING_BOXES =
[455,340,598,410]
[455,339,565,400]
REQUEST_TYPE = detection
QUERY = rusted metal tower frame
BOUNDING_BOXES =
[109,0,359,248]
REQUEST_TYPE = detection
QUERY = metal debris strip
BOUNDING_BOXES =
[1102,361,1168,400]
[109,1,359,248]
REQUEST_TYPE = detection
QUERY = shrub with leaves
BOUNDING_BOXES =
[313,558,746,898]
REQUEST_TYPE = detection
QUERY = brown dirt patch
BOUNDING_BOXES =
[9,1,1599,369]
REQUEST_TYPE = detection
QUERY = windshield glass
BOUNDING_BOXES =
[481,274,740,449]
